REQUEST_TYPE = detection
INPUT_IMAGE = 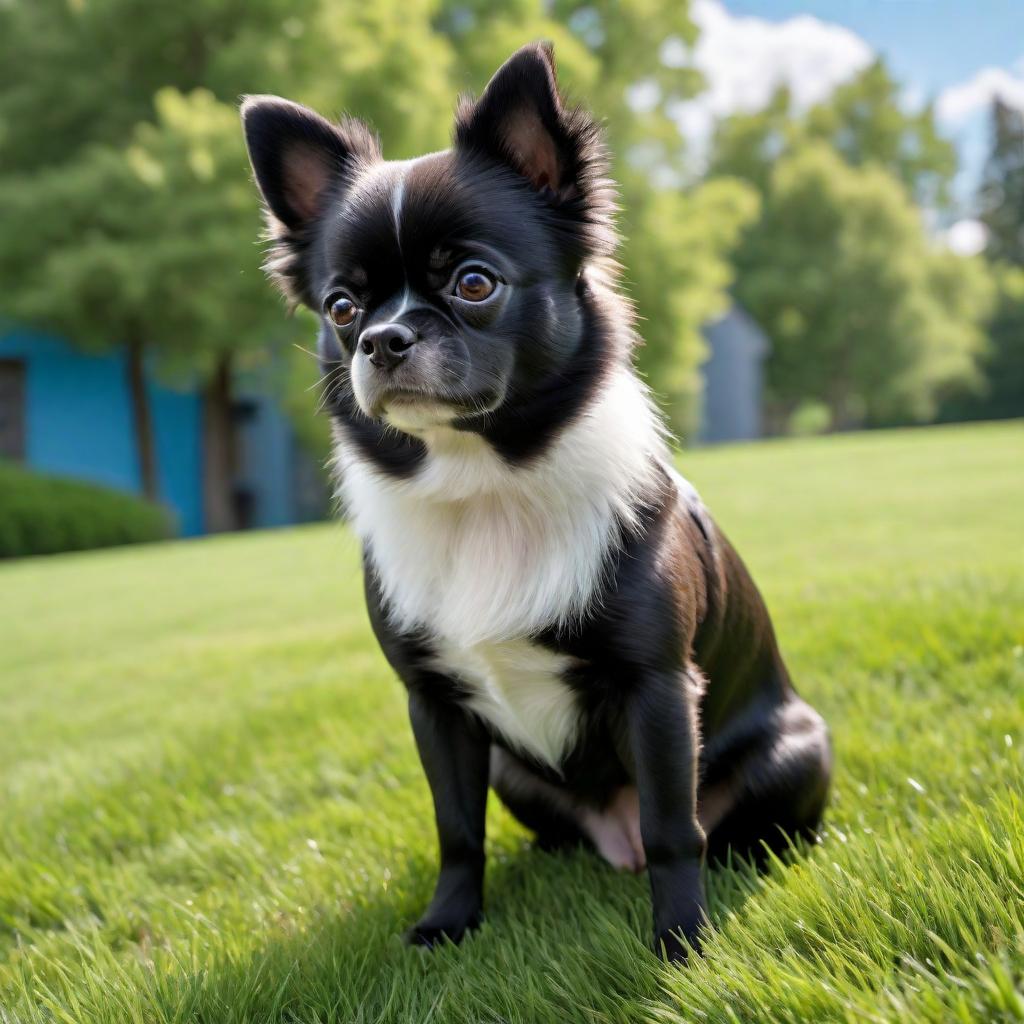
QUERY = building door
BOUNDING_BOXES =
[0,360,26,461]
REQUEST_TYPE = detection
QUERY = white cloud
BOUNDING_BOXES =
[941,218,988,257]
[935,62,1024,208]
[936,66,1024,126]
[668,0,874,167]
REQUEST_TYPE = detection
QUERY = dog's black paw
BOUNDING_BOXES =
[654,925,703,965]
[654,895,709,965]
[404,912,483,949]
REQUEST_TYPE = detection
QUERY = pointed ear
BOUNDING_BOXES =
[241,95,379,230]
[454,42,604,203]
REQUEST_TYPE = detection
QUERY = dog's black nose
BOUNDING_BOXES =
[359,323,416,371]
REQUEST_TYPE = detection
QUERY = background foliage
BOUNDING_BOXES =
[944,99,1024,422]
[0,0,1017,478]
[0,461,171,558]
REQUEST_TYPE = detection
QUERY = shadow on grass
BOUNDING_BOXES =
[147,841,788,1024]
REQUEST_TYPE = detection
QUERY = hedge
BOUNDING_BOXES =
[0,461,174,558]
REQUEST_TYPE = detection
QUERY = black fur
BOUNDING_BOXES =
[242,42,832,964]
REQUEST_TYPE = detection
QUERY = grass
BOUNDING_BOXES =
[1,420,1022,1024]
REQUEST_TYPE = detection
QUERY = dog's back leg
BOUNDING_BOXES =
[491,747,650,871]
[701,698,832,868]
[490,746,588,852]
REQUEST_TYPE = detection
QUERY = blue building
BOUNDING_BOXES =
[0,311,769,537]
[0,330,324,536]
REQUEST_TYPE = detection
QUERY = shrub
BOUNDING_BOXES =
[788,399,833,437]
[0,462,173,558]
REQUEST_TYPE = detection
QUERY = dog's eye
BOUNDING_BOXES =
[327,295,359,327]
[454,269,496,302]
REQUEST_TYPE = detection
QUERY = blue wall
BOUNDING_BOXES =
[235,387,296,529]
[0,331,204,535]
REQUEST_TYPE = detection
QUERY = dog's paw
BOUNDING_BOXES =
[654,925,703,965]
[404,912,482,950]
[654,899,709,965]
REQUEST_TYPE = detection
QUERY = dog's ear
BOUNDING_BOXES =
[241,95,379,231]
[454,43,605,206]
[241,96,379,304]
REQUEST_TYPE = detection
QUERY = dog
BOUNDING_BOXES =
[241,42,831,963]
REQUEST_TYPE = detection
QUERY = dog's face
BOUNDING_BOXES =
[242,44,614,436]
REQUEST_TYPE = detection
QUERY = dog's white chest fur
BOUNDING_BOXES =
[334,369,666,768]
[432,639,580,767]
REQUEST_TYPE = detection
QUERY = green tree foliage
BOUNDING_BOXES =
[976,101,1024,419]
[940,99,1024,423]
[0,0,309,167]
[0,0,456,516]
[733,143,993,429]
[940,265,1024,423]
[1,90,271,368]
[709,59,989,431]
[711,60,957,208]
[978,99,1024,266]
[0,88,284,520]
[977,266,1024,418]
[803,61,956,208]
[0,0,757,482]
[577,1,759,433]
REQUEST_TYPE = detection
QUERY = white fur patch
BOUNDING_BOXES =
[336,369,666,645]
[432,639,581,767]
[333,366,678,768]
[391,174,406,231]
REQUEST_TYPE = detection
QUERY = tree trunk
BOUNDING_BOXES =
[829,387,861,432]
[126,338,159,502]
[762,399,792,437]
[202,354,238,533]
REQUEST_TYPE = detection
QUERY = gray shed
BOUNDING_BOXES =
[698,304,770,444]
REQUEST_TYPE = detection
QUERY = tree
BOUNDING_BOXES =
[803,60,956,209]
[939,266,1024,423]
[940,100,1024,421]
[733,143,993,429]
[978,99,1024,265]
[708,59,981,431]
[1,0,759,521]
[0,89,285,520]
[974,267,1024,419]
[977,101,1024,418]
[0,0,312,510]
[711,60,957,210]
[0,0,456,521]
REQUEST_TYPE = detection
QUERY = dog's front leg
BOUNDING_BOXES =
[405,687,490,948]
[625,666,708,963]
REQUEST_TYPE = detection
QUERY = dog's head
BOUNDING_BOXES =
[242,43,616,437]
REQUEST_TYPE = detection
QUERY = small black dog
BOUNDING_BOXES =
[242,42,831,962]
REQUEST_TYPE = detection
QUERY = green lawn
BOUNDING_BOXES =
[1,421,1023,1024]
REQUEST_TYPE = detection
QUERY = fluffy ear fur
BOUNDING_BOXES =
[241,95,377,229]
[454,43,609,209]
[240,96,379,303]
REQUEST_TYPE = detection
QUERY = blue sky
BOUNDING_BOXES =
[672,1,1024,243]
[724,1,1023,98]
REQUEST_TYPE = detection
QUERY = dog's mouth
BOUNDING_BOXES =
[354,368,455,424]
[375,385,438,410]
[378,389,507,433]
[351,347,507,431]
[378,390,461,431]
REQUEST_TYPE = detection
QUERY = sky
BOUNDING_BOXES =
[670,0,1024,251]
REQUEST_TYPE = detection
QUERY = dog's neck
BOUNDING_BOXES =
[333,366,668,648]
